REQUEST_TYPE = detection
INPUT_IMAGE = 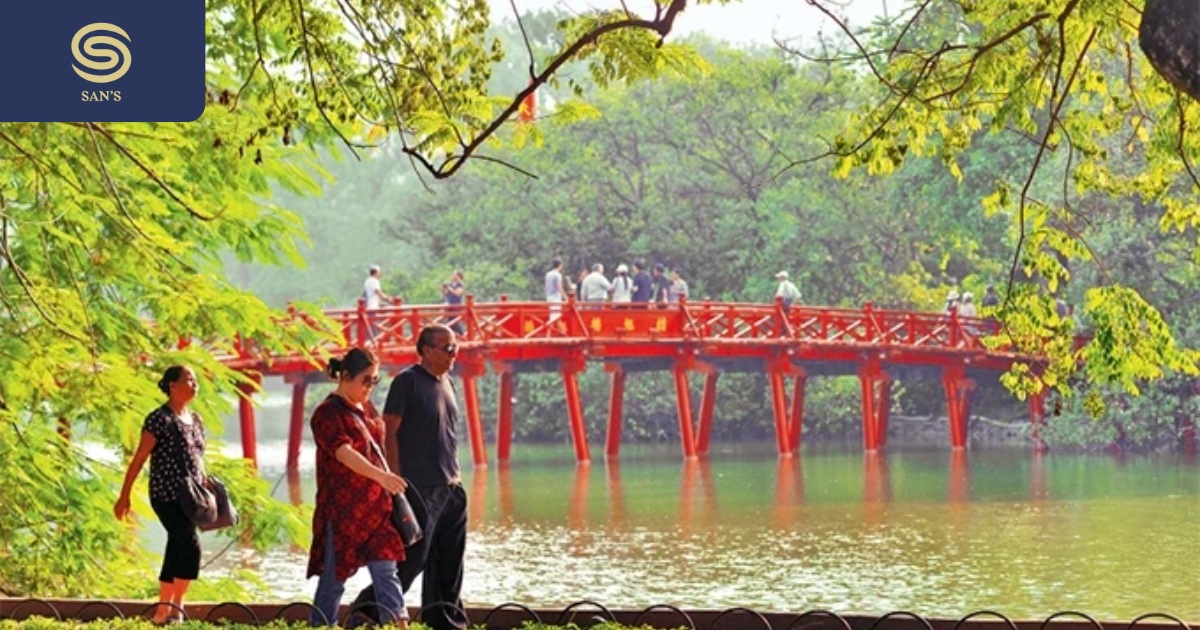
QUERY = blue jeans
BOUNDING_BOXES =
[311,524,406,626]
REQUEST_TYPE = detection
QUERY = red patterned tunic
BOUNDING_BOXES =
[307,394,406,582]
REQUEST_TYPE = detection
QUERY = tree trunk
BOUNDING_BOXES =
[1139,0,1200,101]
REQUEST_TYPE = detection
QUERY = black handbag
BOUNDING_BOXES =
[179,475,237,531]
[178,475,217,525]
[365,431,424,547]
[391,483,426,547]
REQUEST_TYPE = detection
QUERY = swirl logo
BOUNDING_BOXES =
[71,23,132,84]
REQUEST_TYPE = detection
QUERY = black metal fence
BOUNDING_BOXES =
[1,598,1195,630]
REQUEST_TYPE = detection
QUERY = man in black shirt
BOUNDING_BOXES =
[355,324,467,629]
[631,260,654,303]
[981,285,1000,309]
[651,263,671,306]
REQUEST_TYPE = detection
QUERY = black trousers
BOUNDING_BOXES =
[354,483,468,630]
[150,499,201,583]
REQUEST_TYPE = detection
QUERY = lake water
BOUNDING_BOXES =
[206,400,1200,621]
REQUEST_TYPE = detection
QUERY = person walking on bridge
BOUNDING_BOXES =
[774,271,801,311]
[356,324,468,630]
[363,265,391,344]
[545,258,566,322]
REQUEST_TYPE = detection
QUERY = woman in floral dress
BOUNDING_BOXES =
[308,347,409,627]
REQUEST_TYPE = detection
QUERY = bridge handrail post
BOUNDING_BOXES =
[564,294,581,338]
[678,295,694,338]
[356,297,368,347]
[863,301,876,342]
[464,294,476,341]
[388,296,403,343]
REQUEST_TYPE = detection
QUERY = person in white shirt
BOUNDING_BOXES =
[580,264,613,307]
[363,265,389,309]
[362,265,390,343]
[774,271,801,311]
[667,270,689,303]
[958,292,978,318]
[611,264,634,305]
[545,258,565,321]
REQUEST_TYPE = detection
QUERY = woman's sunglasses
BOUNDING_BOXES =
[360,374,382,387]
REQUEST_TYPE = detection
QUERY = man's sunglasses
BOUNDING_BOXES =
[434,344,458,356]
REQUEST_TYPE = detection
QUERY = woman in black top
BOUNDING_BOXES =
[114,365,207,624]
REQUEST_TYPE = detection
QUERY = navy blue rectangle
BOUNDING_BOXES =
[0,1,205,122]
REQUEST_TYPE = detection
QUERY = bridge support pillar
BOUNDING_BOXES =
[768,370,792,455]
[496,366,515,462]
[286,380,308,472]
[858,359,891,452]
[673,361,698,460]
[237,380,259,466]
[605,364,625,459]
[1030,389,1048,453]
[942,364,975,450]
[790,370,807,453]
[695,369,719,456]
[562,358,590,463]
[460,363,487,468]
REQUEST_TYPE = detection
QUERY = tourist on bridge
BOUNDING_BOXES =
[958,292,978,318]
[611,263,634,305]
[363,265,391,343]
[545,258,565,320]
[981,284,1000,309]
[652,263,671,306]
[308,347,410,628]
[441,270,466,335]
[581,263,613,306]
[668,269,690,303]
[114,365,209,625]
[631,260,654,303]
[574,265,589,301]
[356,324,468,630]
[944,290,960,316]
[774,270,801,311]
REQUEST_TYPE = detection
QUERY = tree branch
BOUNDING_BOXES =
[403,0,690,180]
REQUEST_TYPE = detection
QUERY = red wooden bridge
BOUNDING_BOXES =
[224,296,1052,469]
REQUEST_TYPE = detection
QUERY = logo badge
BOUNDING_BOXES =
[0,1,204,122]
[72,23,132,84]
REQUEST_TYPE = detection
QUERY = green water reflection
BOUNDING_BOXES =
[241,442,1200,620]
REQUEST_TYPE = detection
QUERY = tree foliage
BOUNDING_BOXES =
[792,0,1200,400]
[0,0,704,598]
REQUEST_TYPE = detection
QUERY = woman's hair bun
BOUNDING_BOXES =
[326,357,344,379]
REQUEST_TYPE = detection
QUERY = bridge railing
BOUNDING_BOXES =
[313,297,1002,352]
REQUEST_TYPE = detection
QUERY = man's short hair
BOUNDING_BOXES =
[369,265,381,275]
[552,258,562,268]
[654,263,665,272]
[592,263,604,272]
[634,259,646,270]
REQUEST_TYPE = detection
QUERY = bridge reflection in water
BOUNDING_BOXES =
[280,450,1052,518]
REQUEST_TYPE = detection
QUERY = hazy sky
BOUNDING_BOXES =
[490,0,891,47]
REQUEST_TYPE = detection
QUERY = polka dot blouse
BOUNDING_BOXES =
[142,405,207,502]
